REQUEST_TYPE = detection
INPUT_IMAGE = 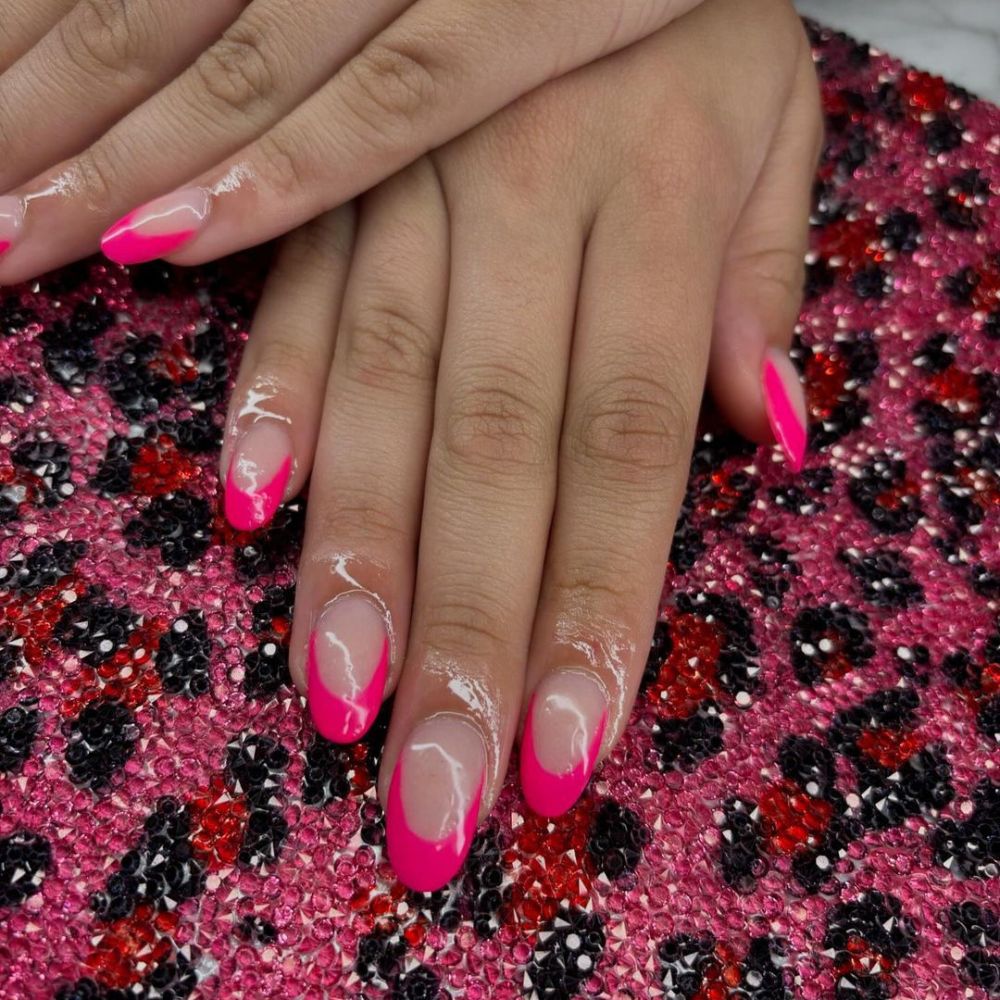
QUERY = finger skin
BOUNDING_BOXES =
[0,0,75,73]
[518,168,727,818]
[289,159,450,747]
[0,0,246,192]
[93,0,704,267]
[221,205,356,533]
[0,0,409,284]
[375,187,584,891]
[708,35,822,462]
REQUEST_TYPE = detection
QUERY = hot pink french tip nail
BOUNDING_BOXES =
[0,196,25,258]
[519,671,607,818]
[223,421,293,531]
[762,348,808,473]
[101,187,210,265]
[307,592,390,744]
[386,716,485,892]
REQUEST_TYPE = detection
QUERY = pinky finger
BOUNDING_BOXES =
[220,204,356,531]
[708,37,823,471]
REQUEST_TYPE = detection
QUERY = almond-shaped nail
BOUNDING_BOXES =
[307,592,390,743]
[101,187,210,265]
[224,420,292,531]
[0,196,24,258]
[762,347,807,472]
[520,670,607,817]
[386,716,485,892]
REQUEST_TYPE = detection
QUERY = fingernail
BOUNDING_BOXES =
[762,348,807,472]
[101,187,210,265]
[0,197,24,258]
[386,715,485,892]
[223,420,292,531]
[307,592,390,743]
[520,670,607,817]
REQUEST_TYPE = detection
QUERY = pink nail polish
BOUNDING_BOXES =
[307,592,390,743]
[101,187,210,265]
[520,670,607,817]
[0,196,24,258]
[762,348,808,472]
[386,716,485,892]
[224,421,292,531]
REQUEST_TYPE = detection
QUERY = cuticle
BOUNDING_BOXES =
[412,710,490,785]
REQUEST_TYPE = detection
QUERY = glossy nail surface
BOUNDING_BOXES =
[386,716,485,892]
[762,348,807,472]
[0,197,24,257]
[520,670,607,817]
[308,592,390,743]
[224,421,292,531]
[101,187,210,265]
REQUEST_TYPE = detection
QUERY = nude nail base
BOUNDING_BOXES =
[520,694,607,817]
[307,628,389,744]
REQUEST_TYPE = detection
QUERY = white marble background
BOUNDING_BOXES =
[794,0,1000,102]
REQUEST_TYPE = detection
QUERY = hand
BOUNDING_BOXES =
[0,0,707,282]
[222,0,821,891]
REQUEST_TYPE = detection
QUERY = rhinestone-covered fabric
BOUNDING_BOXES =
[1,23,999,1000]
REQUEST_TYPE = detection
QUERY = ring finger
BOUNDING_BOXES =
[519,170,729,816]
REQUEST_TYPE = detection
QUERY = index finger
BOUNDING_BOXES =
[97,0,702,266]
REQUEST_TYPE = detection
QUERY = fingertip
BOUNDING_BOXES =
[222,421,294,532]
[101,189,210,266]
[519,670,607,818]
[761,347,808,471]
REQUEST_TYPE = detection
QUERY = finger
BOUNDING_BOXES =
[288,158,449,746]
[519,169,728,817]
[92,0,704,267]
[0,0,75,72]
[221,205,356,532]
[708,40,822,471]
[0,0,410,282]
[377,188,584,891]
[0,0,246,192]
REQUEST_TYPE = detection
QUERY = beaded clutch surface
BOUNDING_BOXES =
[1,23,999,1000]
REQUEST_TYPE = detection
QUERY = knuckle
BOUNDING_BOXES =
[437,366,554,476]
[194,23,276,115]
[341,37,443,144]
[311,484,405,550]
[255,130,310,196]
[59,0,136,76]
[342,301,439,391]
[420,590,513,659]
[71,143,120,209]
[568,370,692,484]
[740,246,807,303]
[549,565,633,618]
[248,333,324,394]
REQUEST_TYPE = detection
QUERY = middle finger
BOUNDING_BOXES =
[378,177,585,891]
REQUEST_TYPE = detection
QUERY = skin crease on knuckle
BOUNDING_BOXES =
[436,365,558,479]
[339,34,448,150]
[59,0,139,78]
[194,23,278,118]
[342,300,441,392]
